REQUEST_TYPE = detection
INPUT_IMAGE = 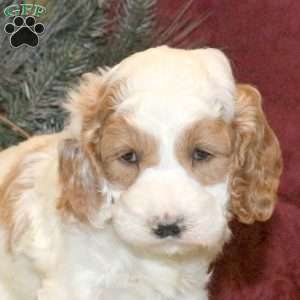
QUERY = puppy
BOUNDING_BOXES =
[0,46,282,300]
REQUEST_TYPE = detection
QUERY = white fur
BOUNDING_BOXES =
[0,46,236,300]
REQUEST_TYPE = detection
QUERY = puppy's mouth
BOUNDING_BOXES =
[145,233,203,256]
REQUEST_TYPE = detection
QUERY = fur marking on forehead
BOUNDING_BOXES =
[112,46,236,122]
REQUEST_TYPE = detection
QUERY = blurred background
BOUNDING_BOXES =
[0,1,300,298]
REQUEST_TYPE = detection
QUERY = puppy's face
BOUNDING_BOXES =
[59,47,282,256]
[101,100,232,255]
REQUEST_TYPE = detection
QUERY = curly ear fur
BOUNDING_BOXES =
[57,139,103,223]
[58,71,121,222]
[230,84,283,224]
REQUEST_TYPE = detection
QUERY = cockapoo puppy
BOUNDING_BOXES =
[0,46,282,300]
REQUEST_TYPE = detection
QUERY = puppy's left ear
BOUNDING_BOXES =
[230,84,283,224]
[57,139,103,223]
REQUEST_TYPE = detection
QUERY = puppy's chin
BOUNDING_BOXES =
[142,240,202,257]
[113,231,225,259]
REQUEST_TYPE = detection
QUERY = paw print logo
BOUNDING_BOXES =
[4,16,45,48]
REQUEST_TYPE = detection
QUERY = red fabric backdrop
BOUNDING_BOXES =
[158,1,300,299]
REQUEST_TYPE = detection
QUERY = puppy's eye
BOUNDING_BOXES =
[120,151,138,164]
[192,148,212,161]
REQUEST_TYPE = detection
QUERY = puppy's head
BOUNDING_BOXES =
[59,46,282,256]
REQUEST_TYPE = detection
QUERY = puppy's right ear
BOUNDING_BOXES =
[59,70,122,222]
[57,139,102,223]
[64,70,118,143]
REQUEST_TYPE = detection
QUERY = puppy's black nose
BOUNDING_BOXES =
[153,223,181,238]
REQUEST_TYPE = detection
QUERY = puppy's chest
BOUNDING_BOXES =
[64,227,204,299]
